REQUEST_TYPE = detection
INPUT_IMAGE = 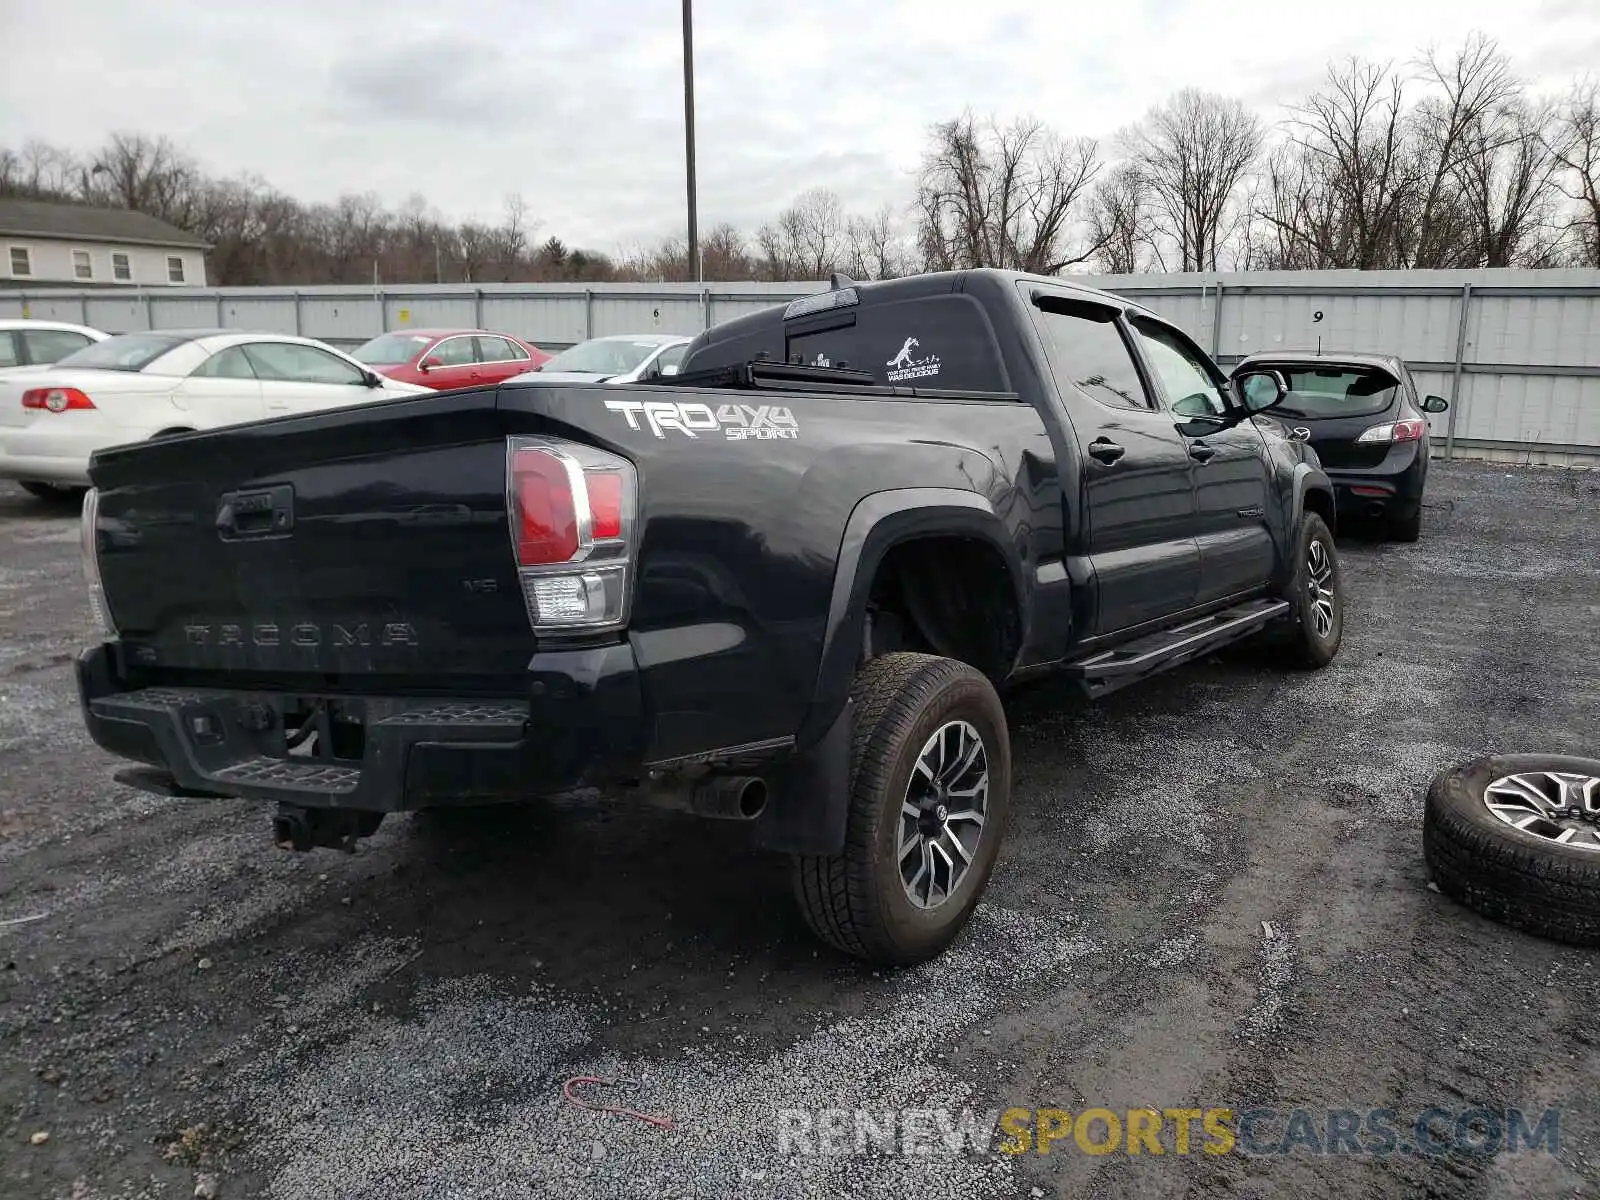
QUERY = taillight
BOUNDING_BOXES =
[506,437,637,631]
[23,386,95,412]
[1355,418,1427,445]
[80,488,119,640]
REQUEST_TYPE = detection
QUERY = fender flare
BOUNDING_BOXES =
[753,486,1025,857]
[1293,463,1337,533]
[804,486,1025,742]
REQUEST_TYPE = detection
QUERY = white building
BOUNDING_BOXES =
[0,197,209,289]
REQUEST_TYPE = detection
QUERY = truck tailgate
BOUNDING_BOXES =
[89,390,535,685]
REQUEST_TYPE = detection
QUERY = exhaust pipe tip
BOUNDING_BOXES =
[691,775,769,821]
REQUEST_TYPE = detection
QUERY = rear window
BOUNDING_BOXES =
[1248,365,1401,420]
[54,332,190,373]
[783,295,1007,392]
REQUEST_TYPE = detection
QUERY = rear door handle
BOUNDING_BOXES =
[1189,442,1217,463]
[1087,438,1125,464]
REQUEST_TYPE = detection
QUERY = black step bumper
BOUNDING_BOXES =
[74,642,644,812]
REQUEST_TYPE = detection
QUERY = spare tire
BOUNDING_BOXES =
[1423,753,1600,947]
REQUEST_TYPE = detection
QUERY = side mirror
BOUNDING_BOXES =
[1420,394,1449,413]
[362,370,383,388]
[419,356,443,373]
[1230,367,1290,414]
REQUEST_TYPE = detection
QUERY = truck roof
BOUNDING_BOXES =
[693,268,1158,348]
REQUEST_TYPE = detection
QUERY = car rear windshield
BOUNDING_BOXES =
[353,332,435,365]
[53,332,191,373]
[1250,365,1402,420]
[539,338,663,375]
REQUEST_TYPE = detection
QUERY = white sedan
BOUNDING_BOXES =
[0,330,429,498]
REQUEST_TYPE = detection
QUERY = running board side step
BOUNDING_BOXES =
[1066,598,1291,699]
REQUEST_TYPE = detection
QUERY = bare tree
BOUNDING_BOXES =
[1123,89,1264,271]
[1456,96,1566,266]
[1549,78,1600,265]
[1408,33,1523,266]
[1087,163,1158,274]
[842,204,911,279]
[916,110,1105,274]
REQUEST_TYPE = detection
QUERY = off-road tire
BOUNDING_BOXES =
[1423,754,1600,947]
[1390,504,1422,543]
[1282,512,1343,669]
[792,652,1011,967]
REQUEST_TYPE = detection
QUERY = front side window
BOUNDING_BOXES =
[1030,298,1153,411]
[166,255,185,283]
[1129,317,1229,417]
[243,342,365,385]
[191,346,259,380]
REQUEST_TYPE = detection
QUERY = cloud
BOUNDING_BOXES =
[1,0,1595,254]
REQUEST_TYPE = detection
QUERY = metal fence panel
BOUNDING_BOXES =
[3,270,1597,462]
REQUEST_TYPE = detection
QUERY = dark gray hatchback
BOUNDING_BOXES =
[1231,351,1449,542]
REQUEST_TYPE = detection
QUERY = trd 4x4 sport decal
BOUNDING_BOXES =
[605,399,799,441]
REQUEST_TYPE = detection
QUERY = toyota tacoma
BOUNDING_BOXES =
[75,269,1343,966]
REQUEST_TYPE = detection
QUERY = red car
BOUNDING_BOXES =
[351,328,551,389]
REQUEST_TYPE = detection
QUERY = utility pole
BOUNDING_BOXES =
[682,0,699,282]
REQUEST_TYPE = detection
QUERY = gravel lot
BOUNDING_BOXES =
[2,461,1598,1200]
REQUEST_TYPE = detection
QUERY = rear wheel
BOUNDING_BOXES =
[1390,504,1422,543]
[792,652,1011,967]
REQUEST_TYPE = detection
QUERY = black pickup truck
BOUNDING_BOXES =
[75,268,1342,966]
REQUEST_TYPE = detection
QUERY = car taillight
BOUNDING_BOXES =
[80,488,119,640]
[22,386,95,412]
[506,436,636,631]
[1355,418,1427,445]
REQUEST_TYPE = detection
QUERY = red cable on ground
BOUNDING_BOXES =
[562,1075,676,1131]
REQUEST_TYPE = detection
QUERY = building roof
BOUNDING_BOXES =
[0,198,210,250]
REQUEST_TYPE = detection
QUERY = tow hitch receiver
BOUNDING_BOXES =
[273,804,384,853]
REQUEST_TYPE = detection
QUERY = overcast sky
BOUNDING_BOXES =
[3,0,1597,253]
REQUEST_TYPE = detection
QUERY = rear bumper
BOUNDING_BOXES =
[0,428,98,484]
[75,641,645,812]
[1325,442,1427,515]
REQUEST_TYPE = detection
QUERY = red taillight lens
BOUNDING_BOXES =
[511,447,579,565]
[586,472,623,540]
[22,387,95,412]
[1393,419,1426,442]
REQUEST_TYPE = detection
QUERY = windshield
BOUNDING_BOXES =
[1245,366,1400,419]
[353,332,435,366]
[538,338,663,376]
[53,332,190,373]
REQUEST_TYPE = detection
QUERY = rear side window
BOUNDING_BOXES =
[1029,299,1153,411]
[783,295,1007,392]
